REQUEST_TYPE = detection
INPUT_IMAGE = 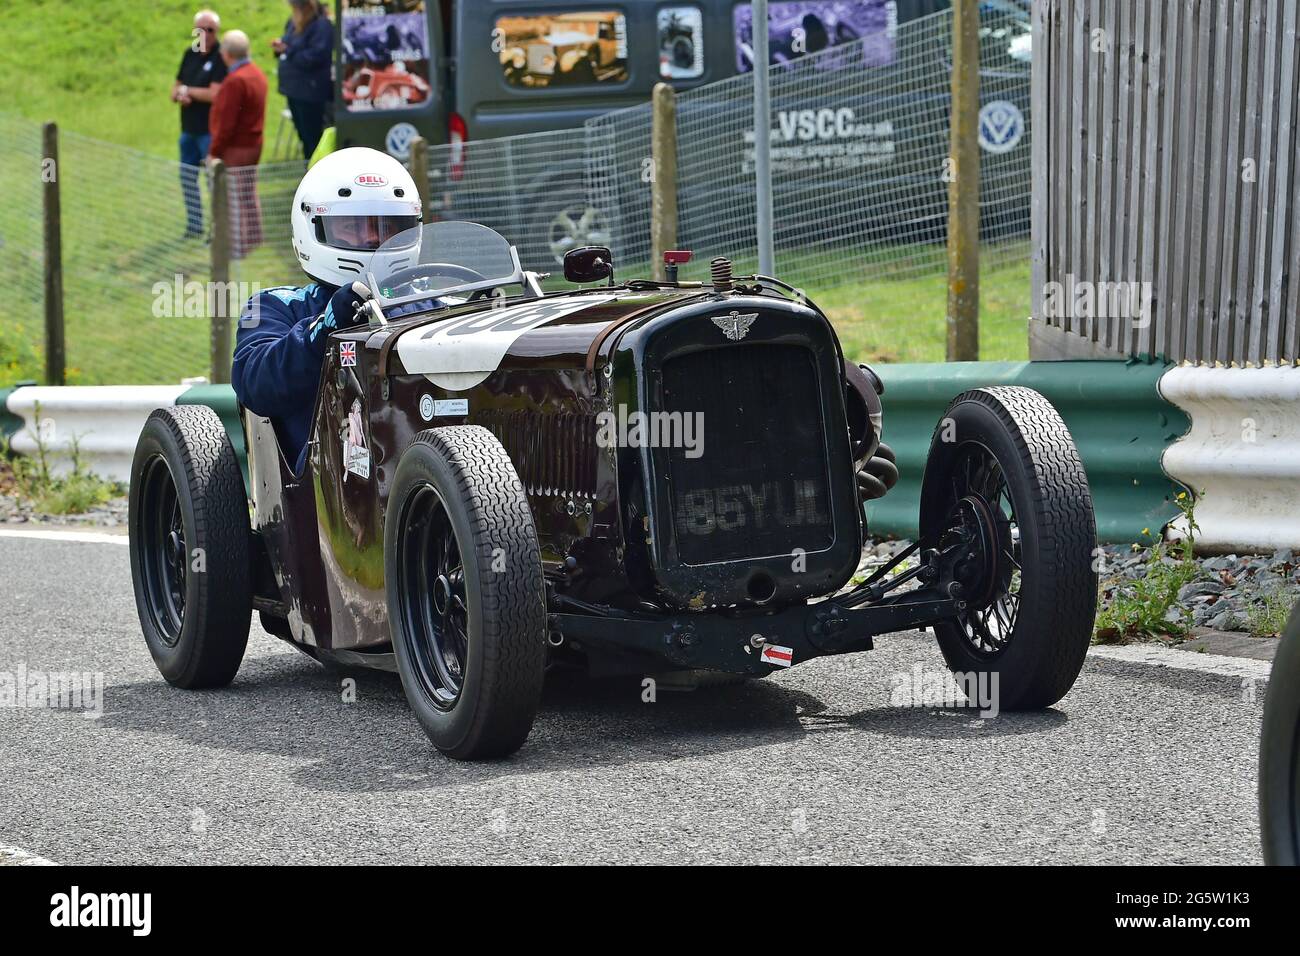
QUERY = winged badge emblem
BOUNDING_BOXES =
[712,311,757,341]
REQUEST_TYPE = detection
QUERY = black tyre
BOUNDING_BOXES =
[128,406,251,688]
[385,426,546,759]
[919,386,1096,710]
[1260,601,1300,865]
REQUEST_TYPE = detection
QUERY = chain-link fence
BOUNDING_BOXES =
[0,113,47,381]
[227,161,309,292]
[591,8,1029,284]
[0,112,307,386]
[425,126,609,276]
[58,130,215,384]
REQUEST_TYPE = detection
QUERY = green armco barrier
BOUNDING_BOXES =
[177,384,247,491]
[0,384,31,443]
[867,360,1187,545]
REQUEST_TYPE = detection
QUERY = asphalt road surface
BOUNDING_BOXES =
[0,532,1265,864]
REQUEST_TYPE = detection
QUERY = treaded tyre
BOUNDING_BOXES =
[919,386,1096,710]
[128,405,251,688]
[385,426,546,760]
[1260,601,1300,865]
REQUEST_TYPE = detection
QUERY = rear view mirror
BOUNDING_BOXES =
[563,245,613,284]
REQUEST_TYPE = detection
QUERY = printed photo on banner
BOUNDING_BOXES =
[495,11,628,88]
[733,0,897,73]
[658,7,704,80]
[341,0,431,112]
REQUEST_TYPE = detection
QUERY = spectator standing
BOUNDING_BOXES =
[272,0,335,160]
[209,30,269,258]
[173,9,227,238]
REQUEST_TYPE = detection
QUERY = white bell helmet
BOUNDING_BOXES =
[290,146,423,289]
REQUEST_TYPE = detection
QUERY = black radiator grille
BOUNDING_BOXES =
[659,344,833,565]
[481,409,597,499]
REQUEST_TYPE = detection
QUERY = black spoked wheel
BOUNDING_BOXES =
[386,426,546,759]
[396,483,470,710]
[128,406,251,688]
[919,387,1096,710]
[137,456,188,646]
[931,443,1023,656]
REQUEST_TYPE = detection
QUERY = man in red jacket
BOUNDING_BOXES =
[208,30,268,258]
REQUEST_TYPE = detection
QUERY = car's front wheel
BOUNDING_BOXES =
[919,386,1097,710]
[385,426,546,759]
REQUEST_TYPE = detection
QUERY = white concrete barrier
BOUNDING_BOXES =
[4,386,188,482]
[1160,366,1300,553]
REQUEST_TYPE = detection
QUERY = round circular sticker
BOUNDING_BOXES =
[385,122,419,161]
[419,394,435,421]
[978,101,1025,154]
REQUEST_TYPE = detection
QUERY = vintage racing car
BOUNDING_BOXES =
[128,221,1097,760]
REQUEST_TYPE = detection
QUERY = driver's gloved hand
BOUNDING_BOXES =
[308,281,371,346]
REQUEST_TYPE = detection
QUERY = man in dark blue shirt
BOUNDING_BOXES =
[232,281,363,474]
[173,9,228,237]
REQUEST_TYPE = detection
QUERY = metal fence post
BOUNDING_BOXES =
[753,0,775,277]
[946,0,981,361]
[41,122,65,386]
[650,82,679,280]
[408,135,430,221]
[209,159,233,384]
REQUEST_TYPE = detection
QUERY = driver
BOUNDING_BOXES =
[232,146,423,474]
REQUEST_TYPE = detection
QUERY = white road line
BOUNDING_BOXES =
[0,528,128,546]
[1088,643,1272,682]
[0,842,58,866]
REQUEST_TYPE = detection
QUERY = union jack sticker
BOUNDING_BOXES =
[339,341,357,367]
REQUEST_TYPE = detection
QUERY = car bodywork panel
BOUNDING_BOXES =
[248,285,872,657]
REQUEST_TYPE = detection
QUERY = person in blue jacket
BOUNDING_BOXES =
[271,0,334,159]
[233,147,423,474]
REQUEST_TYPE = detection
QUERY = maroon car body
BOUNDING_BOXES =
[248,279,876,672]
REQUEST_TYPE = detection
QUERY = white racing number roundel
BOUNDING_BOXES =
[396,296,616,391]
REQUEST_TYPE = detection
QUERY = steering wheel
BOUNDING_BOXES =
[380,262,488,295]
